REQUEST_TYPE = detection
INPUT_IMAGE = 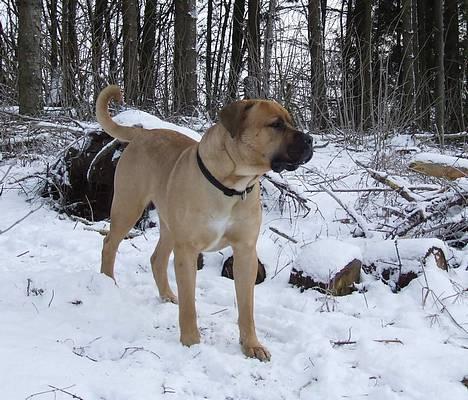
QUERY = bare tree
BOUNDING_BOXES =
[227,0,245,101]
[17,0,42,115]
[434,0,445,141]
[401,0,415,121]
[308,0,327,130]
[246,0,261,98]
[140,0,157,106]
[61,0,78,107]
[444,0,464,133]
[353,0,372,131]
[262,0,277,98]
[122,0,139,105]
[91,0,107,103]
[173,0,198,114]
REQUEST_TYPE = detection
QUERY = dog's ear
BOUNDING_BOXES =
[219,100,256,137]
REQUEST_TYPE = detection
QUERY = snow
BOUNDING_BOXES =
[1,124,467,399]
[294,239,362,281]
[113,110,201,142]
[411,152,468,169]
[354,238,449,275]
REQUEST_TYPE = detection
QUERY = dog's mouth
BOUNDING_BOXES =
[271,147,313,173]
[271,160,302,173]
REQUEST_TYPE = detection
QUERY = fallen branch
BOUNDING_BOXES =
[263,173,310,212]
[319,185,372,238]
[305,185,439,193]
[0,204,43,235]
[373,339,404,344]
[356,161,422,203]
[269,226,298,243]
[82,225,141,239]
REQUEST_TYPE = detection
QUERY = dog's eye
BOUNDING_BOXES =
[269,120,284,130]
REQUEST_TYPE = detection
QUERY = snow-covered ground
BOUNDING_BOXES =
[0,113,467,400]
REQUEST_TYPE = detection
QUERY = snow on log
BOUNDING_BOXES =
[409,153,468,180]
[358,238,449,292]
[289,239,362,296]
[221,256,266,284]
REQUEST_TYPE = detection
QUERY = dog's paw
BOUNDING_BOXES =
[160,291,178,304]
[180,331,201,347]
[241,342,271,362]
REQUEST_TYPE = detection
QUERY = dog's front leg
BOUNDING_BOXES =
[232,244,271,361]
[173,244,200,347]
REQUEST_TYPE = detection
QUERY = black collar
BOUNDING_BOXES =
[196,150,255,199]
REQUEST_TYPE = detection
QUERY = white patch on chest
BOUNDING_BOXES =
[204,216,232,251]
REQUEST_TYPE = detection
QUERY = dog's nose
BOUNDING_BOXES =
[304,134,313,147]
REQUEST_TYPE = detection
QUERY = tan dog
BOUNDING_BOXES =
[96,85,313,361]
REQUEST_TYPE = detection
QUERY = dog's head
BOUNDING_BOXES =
[219,100,313,174]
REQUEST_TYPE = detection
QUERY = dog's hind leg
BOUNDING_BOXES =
[150,220,177,303]
[101,194,146,281]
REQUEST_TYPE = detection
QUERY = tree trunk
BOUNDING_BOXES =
[212,0,231,113]
[415,0,432,130]
[444,0,463,133]
[61,0,78,108]
[308,0,327,131]
[92,0,107,103]
[104,2,119,85]
[17,0,42,115]
[46,0,60,105]
[122,0,139,105]
[227,0,245,101]
[262,0,277,98]
[140,0,157,106]
[353,0,372,131]
[206,0,213,114]
[173,0,198,114]
[401,0,415,123]
[434,0,445,142]
[246,0,261,98]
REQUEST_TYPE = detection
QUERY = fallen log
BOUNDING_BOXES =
[409,153,468,180]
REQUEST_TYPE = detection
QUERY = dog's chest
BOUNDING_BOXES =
[204,215,232,251]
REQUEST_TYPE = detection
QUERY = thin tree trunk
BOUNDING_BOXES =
[173,0,198,114]
[246,0,261,98]
[17,0,42,115]
[206,0,213,114]
[308,0,327,131]
[444,0,463,133]
[140,0,157,106]
[353,0,372,131]
[61,0,78,108]
[401,0,414,123]
[105,2,118,84]
[92,0,106,102]
[213,0,232,111]
[227,0,245,101]
[262,0,277,98]
[122,0,139,105]
[47,0,59,105]
[434,0,445,142]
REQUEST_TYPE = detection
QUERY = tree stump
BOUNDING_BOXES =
[289,239,362,296]
[289,258,361,296]
[221,256,266,284]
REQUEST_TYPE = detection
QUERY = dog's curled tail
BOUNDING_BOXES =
[96,85,137,142]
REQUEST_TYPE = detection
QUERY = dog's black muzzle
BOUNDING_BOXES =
[271,132,313,173]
